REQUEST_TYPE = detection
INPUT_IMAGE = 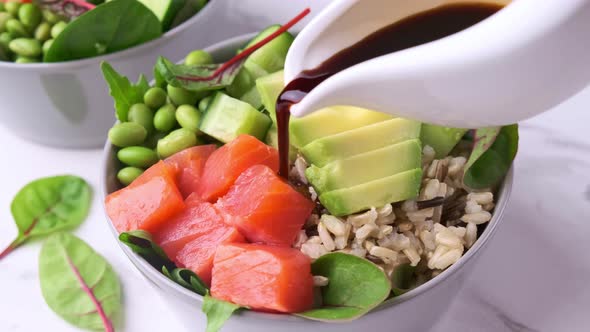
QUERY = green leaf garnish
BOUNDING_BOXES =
[33,0,95,20]
[155,56,244,92]
[202,293,245,332]
[119,230,174,271]
[162,267,208,296]
[39,232,121,332]
[463,124,519,189]
[0,175,91,261]
[44,0,162,62]
[297,253,391,321]
[101,61,150,122]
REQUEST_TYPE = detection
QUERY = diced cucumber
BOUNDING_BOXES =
[420,124,468,158]
[137,0,185,31]
[256,70,284,123]
[240,85,263,109]
[200,92,272,143]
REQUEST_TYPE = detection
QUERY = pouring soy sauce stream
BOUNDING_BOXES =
[276,3,503,178]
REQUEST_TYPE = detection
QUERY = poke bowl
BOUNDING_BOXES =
[100,18,517,331]
[0,0,215,148]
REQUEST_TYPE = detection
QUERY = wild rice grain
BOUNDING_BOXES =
[355,223,378,240]
[467,192,493,205]
[465,222,477,248]
[348,208,378,227]
[370,246,398,263]
[403,248,421,266]
[320,215,346,236]
[318,221,336,251]
[461,210,492,224]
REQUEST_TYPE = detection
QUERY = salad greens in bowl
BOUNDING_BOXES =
[101,9,517,330]
[0,0,212,148]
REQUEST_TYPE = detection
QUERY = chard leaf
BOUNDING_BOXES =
[101,61,150,121]
[202,293,244,332]
[33,0,94,20]
[391,264,416,296]
[463,124,519,189]
[0,175,91,261]
[297,253,391,321]
[44,0,162,62]
[39,232,121,331]
[118,230,174,271]
[156,56,245,92]
[163,267,208,296]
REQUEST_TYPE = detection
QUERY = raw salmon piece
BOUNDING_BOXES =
[198,134,279,202]
[211,243,314,313]
[165,145,217,198]
[216,164,314,246]
[106,161,184,233]
[153,194,244,285]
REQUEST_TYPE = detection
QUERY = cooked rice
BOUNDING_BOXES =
[293,144,497,287]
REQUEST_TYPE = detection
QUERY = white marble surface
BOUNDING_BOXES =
[1,85,589,332]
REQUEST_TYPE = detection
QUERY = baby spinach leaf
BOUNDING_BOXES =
[34,0,95,20]
[44,0,162,62]
[119,230,174,271]
[164,268,208,296]
[391,264,416,296]
[202,292,245,332]
[463,124,519,189]
[155,56,245,92]
[39,232,121,332]
[101,61,150,121]
[0,175,91,261]
[297,253,391,321]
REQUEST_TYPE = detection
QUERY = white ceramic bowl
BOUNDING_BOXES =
[101,34,514,332]
[0,0,331,148]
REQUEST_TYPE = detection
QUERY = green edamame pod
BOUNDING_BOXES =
[34,22,51,42]
[167,84,198,106]
[42,38,53,54]
[198,96,212,112]
[50,21,67,39]
[0,3,5,12]
[128,103,154,134]
[9,38,41,57]
[14,56,38,63]
[143,87,167,109]
[0,12,11,34]
[108,122,147,147]
[176,105,201,133]
[117,146,158,168]
[6,19,28,38]
[4,2,20,16]
[18,3,42,30]
[184,49,213,66]
[42,10,60,24]
[153,104,177,132]
[117,167,144,186]
[157,128,198,158]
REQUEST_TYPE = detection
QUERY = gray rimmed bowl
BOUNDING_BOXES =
[101,34,514,332]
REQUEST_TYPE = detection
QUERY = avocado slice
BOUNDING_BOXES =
[301,118,421,167]
[290,106,393,149]
[319,168,423,216]
[306,139,422,192]
[137,0,185,31]
[256,70,284,123]
[421,124,468,158]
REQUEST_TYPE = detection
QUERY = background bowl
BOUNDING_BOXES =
[101,34,514,332]
[0,0,331,149]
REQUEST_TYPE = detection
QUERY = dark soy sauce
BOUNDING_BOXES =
[276,2,503,178]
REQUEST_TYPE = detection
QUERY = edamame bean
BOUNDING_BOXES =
[157,128,198,158]
[34,22,51,42]
[14,56,37,63]
[42,10,60,24]
[117,167,144,186]
[50,21,67,38]
[0,3,5,12]
[42,38,53,54]
[167,84,198,106]
[198,95,212,112]
[176,105,201,133]
[9,38,41,57]
[4,2,20,16]
[0,32,11,50]
[108,122,147,147]
[0,12,12,34]
[18,3,42,30]
[6,19,28,38]
[117,146,158,168]
[143,131,166,149]
[128,103,154,134]
[143,87,167,109]
[153,104,177,132]
[184,49,213,66]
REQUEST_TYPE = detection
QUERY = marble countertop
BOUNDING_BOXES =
[2,85,589,332]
